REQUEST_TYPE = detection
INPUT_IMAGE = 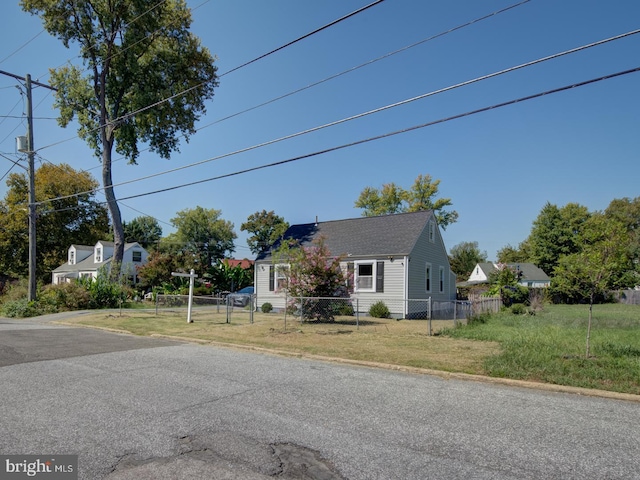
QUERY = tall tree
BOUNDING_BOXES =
[354,174,458,229]
[123,216,162,249]
[240,210,289,255]
[170,206,236,274]
[527,202,591,275]
[22,0,218,275]
[448,241,487,279]
[605,197,640,285]
[496,241,531,264]
[0,163,109,282]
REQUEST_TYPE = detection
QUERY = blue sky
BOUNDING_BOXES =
[1,0,639,261]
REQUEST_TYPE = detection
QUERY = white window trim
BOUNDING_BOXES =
[95,247,102,263]
[354,261,376,293]
[132,250,142,262]
[275,264,289,292]
[426,262,432,293]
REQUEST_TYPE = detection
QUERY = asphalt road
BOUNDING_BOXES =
[1,316,639,480]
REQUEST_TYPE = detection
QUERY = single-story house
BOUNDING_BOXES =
[462,262,551,288]
[254,210,456,318]
[51,241,149,285]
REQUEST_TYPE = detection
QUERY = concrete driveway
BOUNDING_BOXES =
[1,315,639,479]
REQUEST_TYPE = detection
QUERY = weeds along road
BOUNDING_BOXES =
[1,316,639,480]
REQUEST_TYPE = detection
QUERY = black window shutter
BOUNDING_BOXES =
[269,265,274,291]
[376,261,384,293]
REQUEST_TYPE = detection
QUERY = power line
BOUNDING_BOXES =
[36,0,386,153]
[37,66,640,207]
[87,0,531,174]
[221,0,385,78]
[50,27,640,200]
[0,29,45,65]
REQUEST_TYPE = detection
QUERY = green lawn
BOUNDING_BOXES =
[441,303,640,394]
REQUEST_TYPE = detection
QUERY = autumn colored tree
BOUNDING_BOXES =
[0,163,109,282]
[22,0,218,273]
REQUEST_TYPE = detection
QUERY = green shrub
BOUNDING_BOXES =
[336,302,354,316]
[261,302,273,313]
[369,301,390,318]
[511,303,527,315]
[40,282,92,311]
[1,298,55,318]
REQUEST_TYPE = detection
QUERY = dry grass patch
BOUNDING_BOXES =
[61,309,499,374]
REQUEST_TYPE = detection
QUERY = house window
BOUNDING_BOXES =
[355,262,374,292]
[439,266,445,293]
[426,263,432,292]
[429,222,435,243]
[270,264,289,292]
[132,251,142,262]
[96,247,102,263]
[69,251,75,265]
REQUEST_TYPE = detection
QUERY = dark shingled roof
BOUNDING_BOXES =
[256,210,434,261]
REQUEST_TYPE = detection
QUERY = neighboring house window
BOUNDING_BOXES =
[132,251,142,262]
[96,247,102,263]
[69,251,75,265]
[426,263,432,292]
[439,266,445,293]
[429,222,435,243]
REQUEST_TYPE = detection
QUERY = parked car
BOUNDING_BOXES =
[228,286,254,307]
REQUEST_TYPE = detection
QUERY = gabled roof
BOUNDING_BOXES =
[256,210,435,261]
[53,242,145,274]
[470,262,550,282]
[70,244,94,252]
[224,258,254,269]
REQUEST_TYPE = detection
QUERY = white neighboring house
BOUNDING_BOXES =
[464,262,551,288]
[52,241,149,285]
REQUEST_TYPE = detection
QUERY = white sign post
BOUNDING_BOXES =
[171,269,198,323]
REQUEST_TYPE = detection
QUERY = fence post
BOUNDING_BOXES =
[299,296,303,323]
[453,300,457,328]
[226,298,230,323]
[155,293,159,316]
[284,292,288,331]
[428,297,432,336]
[356,298,359,330]
[250,295,254,324]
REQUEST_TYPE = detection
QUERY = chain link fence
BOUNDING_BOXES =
[152,294,501,333]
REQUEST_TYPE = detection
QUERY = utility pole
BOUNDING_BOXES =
[0,70,56,302]
[25,74,37,302]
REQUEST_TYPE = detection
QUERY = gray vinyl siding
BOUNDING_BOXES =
[407,220,454,303]
[348,258,406,317]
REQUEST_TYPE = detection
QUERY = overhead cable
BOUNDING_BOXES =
[36,66,640,207]
[49,27,640,200]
